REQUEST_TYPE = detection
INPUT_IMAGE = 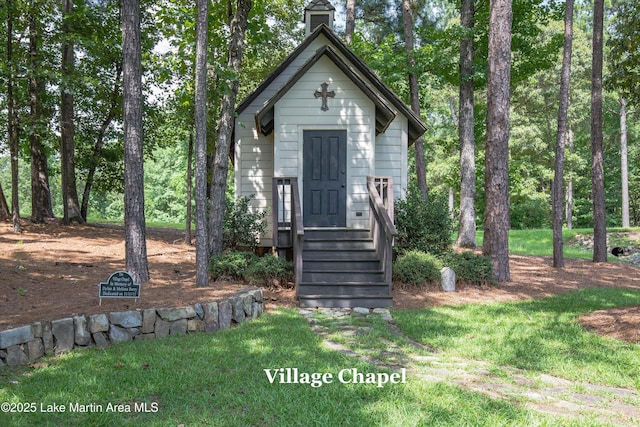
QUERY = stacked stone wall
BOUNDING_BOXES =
[0,289,264,367]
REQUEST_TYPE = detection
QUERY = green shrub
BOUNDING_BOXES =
[224,195,267,251]
[244,254,293,287]
[393,250,443,286]
[210,251,256,281]
[510,196,551,229]
[394,184,453,255]
[441,252,494,285]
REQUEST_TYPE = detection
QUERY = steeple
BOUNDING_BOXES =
[304,0,335,35]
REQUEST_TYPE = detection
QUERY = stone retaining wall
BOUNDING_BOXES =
[0,288,264,368]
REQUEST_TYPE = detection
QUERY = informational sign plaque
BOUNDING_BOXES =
[99,271,140,305]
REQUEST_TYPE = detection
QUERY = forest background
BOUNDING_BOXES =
[0,0,638,238]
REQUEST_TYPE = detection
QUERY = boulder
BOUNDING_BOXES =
[441,267,456,292]
[109,311,142,328]
[0,325,33,349]
[52,318,75,355]
[88,314,110,333]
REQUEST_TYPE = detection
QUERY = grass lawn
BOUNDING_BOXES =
[2,309,579,427]
[473,227,640,259]
[393,288,640,390]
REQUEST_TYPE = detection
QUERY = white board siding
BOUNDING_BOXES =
[234,32,411,245]
[234,121,274,246]
[273,55,375,230]
[375,115,408,202]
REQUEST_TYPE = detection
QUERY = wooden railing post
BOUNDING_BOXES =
[368,176,397,296]
[273,177,304,293]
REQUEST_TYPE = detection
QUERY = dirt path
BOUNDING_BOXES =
[301,308,640,426]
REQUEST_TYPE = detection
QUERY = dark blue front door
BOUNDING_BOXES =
[303,130,347,227]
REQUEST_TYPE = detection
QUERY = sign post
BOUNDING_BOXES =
[99,271,140,306]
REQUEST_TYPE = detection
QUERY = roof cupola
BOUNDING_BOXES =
[304,0,335,35]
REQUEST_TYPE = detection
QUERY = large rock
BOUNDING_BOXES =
[0,325,33,349]
[250,288,263,303]
[74,316,92,346]
[88,314,110,333]
[141,309,157,334]
[51,318,75,355]
[109,325,138,342]
[242,293,253,317]
[27,339,45,361]
[6,345,29,366]
[441,267,456,292]
[202,302,219,332]
[218,300,232,329]
[155,319,171,338]
[93,332,109,348]
[169,319,188,335]
[231,297,245,323]
[252,302,263,319]
[187,319,204,332]
[109,311,142,328]
[41,321,54,355]
[156,307,196,322]
[194,303,204,320]
[31,322,43,338]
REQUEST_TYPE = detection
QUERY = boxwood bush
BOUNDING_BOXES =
[394,184,453,256]
[210,251,293,287]
[393,250,443,286]
[441,252,494,285]
[244,254,293,287]
[210,251,256,281]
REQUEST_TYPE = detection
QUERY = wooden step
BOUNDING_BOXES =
[302,258,381,270]
[302,238,374,251]
[296,228,392,308]
[299,294,393,308]
[301,270,385,283]
[302,248,378,261]
[297,282,390,296]
[304,229,371,240]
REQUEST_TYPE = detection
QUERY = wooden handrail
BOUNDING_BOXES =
[368,176,396,293]
[290,178,303,237]
[290,178,303,295]
[367,177,397,238]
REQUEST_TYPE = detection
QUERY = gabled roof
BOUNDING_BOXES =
[236,24,428,143]
[255,45,396,137]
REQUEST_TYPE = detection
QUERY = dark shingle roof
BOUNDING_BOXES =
[236,24,427,144]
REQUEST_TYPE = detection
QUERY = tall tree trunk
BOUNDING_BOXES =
[195,0,210,286]
[185,131,194,245]
[209,0,252,258]
[6,0,21,232]
[619,98,629,228]
[552,0,574,269]
[122,0,150,283]
[401,0,427,198]
[565,130,574,230]
[61,0,84,225]
[29,6,52,223]
[80,63,122,221]
[345,0,356,44]
[0,184,9,220]
[591,0,607,262]
[483,0,512,282]
[456,0,476,248]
